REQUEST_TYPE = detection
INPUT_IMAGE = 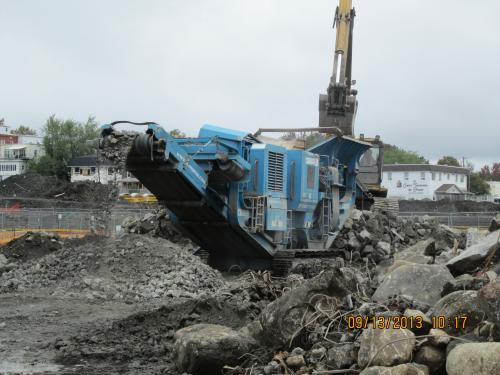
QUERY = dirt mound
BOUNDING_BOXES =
[0,234,226,300]
[399,199,500,213]
[0,173,117,206]
[1,232,62,263]
[54,294,259,374]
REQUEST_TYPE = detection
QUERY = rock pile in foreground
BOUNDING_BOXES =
[0,234,226,300]
[2,208,499,375]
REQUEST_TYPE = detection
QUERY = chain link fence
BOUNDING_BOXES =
[399,211,498,228]
[0,208,152,244]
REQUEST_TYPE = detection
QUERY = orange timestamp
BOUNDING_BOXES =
[347,315,468,330]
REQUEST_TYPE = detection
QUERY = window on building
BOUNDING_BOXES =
[91,167,96,174]
[447,173,450,180]
[455,174,458,182]
[439,173,442,181]
[75,167,80,174]
[431,172,436,181]
[388,172,392,181]
[420,172,425,180]
[34,150,38,157]
[108,167,114,175]
[460,175,464,183]
[404,172,409,180]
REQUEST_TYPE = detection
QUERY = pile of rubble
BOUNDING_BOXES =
[100,130,138,170]
[0,234,226,301]
[121,208,191,245]
[167,216,500,375]
[332,209,464,268]
[2,209,499,374]
[0,173,118,206]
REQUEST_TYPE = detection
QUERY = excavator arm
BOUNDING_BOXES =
[319,0,357,136]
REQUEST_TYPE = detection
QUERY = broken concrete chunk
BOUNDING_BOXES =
[489,214,500,232]
[427,328,451,347]
[326,343,357,369]
[372,264,454,306]
[428,290,491,335]
[357,327,415,367]
[173,323,256,375]
[446,343,500,375]
[394,238,435,265]
[360,363,429,375]
[478,279,500,327]
[446,230,500,275]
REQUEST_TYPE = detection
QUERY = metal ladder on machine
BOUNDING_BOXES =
[249,196,265,233]
[283,210,293,248]
[321,197,332,238]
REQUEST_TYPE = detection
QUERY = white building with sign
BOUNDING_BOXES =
[382,164,470,200]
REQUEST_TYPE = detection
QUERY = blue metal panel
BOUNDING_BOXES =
[265,197,287,231]
[199,124,249,141]
[287,150,319,212]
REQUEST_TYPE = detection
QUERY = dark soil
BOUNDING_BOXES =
[55,295,258,374]
[0,173,118,207]
[1,232,62,263]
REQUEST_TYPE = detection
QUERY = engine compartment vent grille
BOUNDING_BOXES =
[267,151,284,192]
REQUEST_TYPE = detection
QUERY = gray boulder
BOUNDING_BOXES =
[357,327,415,367]
[446,343,500,375]
[258,269,356,347]
[360,363,429,375]
[173,323,256,374]
[429,290,491,335]
[414,346,445,374]
[372,264,454,306]
[478,279,500,326]
[446,230,500,275]
[326,343,357,369]
[489,214,500,232]
[394,238,435,264]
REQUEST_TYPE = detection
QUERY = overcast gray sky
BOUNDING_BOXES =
[1,0,499,167]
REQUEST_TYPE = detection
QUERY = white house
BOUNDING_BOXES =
[487,181,500,203]
[382,164,470,200]
[0,135,44,181]
[68,155,118,185]
[68,155,148,194]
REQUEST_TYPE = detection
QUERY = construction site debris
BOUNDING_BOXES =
[1,209,499,375]
[357,326,415,367]
[360,363,429,375]
[173,323,257,374]
[100,130,138,170]
[0,173,118,207]
[121,208,190,246]
[1,231,61,264]
[372,264,454,308]
[445,229,500,275]
[489,214,500,232]
[0,234,225,300]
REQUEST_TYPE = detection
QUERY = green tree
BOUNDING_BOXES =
[383,144,428,164]
[10,125,37,135]
[437,155,461,167]
[469,172,491,195]
[28,115,99,178]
